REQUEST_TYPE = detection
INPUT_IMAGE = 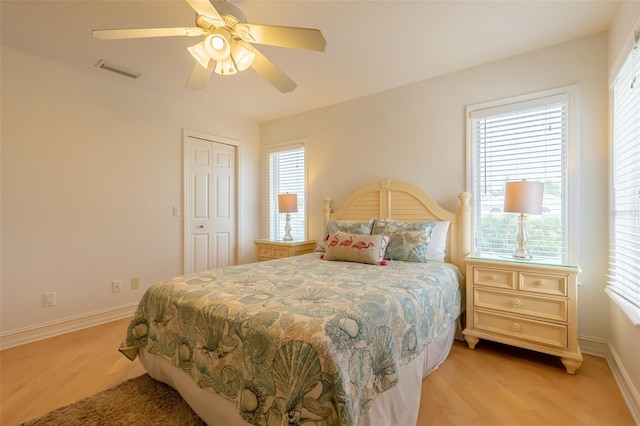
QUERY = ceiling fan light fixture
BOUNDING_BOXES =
[204,33,230,61]
[231,42,255,71]
[92,0,326,92]
[187,42,210,69]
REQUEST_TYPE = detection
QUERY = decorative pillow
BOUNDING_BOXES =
[385,229,431,262]
[372,219,436,262]
[426,221,450,262]
[315,219,374,252]
[323,232,390,265]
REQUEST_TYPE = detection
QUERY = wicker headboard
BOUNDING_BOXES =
[322,179,471,272]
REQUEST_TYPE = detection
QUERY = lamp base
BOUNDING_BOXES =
[513,213,532,259]
[283,213,293,241]
[512,248,532,260]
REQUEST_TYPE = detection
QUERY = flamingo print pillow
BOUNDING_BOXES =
[323,232,390,265]
[315,219,374,252]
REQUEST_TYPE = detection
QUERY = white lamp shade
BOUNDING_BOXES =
[504,180,544,214]
[187,42,210,69]
[278,193,298,213]
[231,41,256,72]
[204,33,231,61]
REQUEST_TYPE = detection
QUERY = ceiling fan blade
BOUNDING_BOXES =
[251,49,297,93]
[185,61,214,90]
[92,27,204,40]
[185,0,225,26]
[238,23,326,52]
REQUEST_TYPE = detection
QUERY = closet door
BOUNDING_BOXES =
[184,133,237,273]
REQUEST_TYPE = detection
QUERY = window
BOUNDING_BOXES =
[467,88,577,262]
[268,141,307,241]
[608,33,640,320]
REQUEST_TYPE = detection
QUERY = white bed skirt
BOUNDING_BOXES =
[139,321,456,426]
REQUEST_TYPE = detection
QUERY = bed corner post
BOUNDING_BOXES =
[323,198,332,226]
[458,192,472,261]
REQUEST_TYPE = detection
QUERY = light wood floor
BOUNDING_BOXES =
[1,318,634,426]
[1,318,146,426]
[419,340,634,425]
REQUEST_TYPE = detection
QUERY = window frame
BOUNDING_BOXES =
[466,86,580,263]
[266,139,308,241]
[607,27,640,326]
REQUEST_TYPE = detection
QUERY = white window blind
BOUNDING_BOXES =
[469,93,570,261]
[609,35,640,311]
[269,143,306,241]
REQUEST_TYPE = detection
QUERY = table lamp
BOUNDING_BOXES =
[278,193,298,241]
[503,180,544,259]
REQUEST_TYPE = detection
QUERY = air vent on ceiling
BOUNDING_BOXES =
[95,60,141,79]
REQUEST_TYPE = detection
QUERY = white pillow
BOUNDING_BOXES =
[426,221,450,262]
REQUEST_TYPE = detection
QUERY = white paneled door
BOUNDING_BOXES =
[184,133,236,274]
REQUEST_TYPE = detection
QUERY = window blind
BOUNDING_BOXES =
[609,36,640,310]
[269,144,306,241]
[470,95,569,261]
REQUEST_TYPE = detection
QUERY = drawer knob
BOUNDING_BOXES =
[489,274,497,280]
[537,280,546,286]
[512,299,522,307]
[512,323,521,331]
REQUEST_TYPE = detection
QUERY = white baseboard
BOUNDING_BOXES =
[578,335,610,358]
[607,343,640,425]
[0,303,138,350]
[579,336,640,425]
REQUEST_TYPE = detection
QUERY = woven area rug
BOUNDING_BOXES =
[20,374,206,426]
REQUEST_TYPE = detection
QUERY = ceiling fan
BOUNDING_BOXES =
[92,0,326,93]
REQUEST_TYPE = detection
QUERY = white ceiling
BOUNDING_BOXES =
[0,0,620,122]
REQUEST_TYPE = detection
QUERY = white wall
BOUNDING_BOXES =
[607,1,640,419]
[260,34,610,343]
[1,47,260,340]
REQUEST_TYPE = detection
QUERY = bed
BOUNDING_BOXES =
[120,179,471,426]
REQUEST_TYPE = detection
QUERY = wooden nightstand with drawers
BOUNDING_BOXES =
[462,255,583,374]
[254,239,316,261]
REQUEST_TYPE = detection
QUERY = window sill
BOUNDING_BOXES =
[605,287,640,328]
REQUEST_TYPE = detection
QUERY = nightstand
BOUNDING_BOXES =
[462,254,583,374]
[254,239,316,261]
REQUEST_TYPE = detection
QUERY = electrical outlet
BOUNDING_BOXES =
[112,280,121,293]
[131,277,140,289]
[44,292,56,307]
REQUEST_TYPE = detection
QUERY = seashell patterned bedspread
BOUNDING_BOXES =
[120,253,464,426]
